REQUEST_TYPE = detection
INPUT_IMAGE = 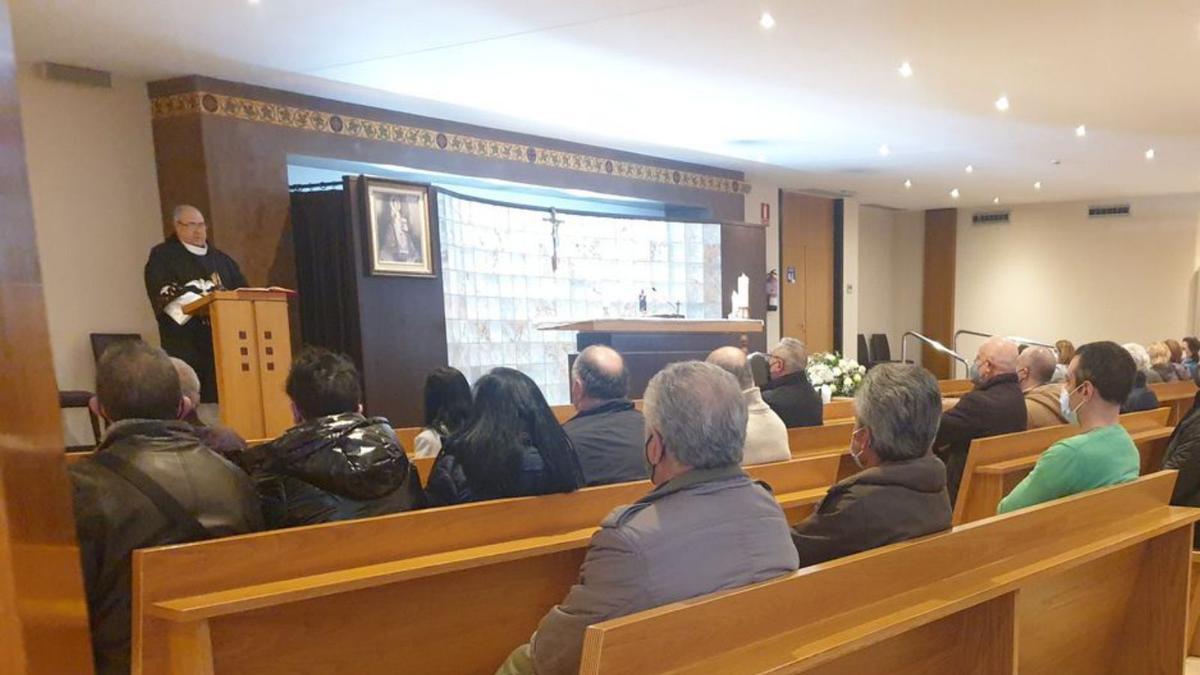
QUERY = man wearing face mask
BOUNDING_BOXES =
[934,336,1027,504]
[791,364,951,567]
[498,361,798,675]
[997,341,1140,514]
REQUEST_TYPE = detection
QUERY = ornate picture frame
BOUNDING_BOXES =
[365,179,435,277]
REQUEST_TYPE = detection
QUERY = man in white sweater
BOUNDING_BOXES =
[707,346,791,464]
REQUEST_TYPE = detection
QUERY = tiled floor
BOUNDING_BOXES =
[1187,657,1200,675]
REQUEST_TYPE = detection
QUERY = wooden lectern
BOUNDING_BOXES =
[184,289,294,439]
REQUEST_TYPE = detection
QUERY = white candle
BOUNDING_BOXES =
[737,274,749,309]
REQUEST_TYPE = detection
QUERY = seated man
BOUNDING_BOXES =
[998,341,1140,514]
[792,364,951,566]
[707,346,790,465]
[499,361,799,675]
[562,345,649,486]
[934,336,1027,504]
[1016,346,1067,429]
[762,337,823,427]
[240,347,426,528]
[169,356,246,459]
[69,341,262,674]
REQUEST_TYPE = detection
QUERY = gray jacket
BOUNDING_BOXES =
[529,465,799,675]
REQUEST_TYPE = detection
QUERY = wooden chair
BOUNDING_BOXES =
[952,408,1173,525]
[132,454,840,674]
[1149,380,1198,425]
[579,472,1198,674]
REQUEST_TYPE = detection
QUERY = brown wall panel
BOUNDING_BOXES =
[922,208,957,378]
[779,192,834,353]
[0,0,95,669]
[721,224,768,353]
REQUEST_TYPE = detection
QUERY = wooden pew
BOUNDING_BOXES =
[1150,379,1198,425]
[578,472,1199,674]
[938,378,974,397]
[822,398,855,423]
[133,453,840,675]
[1190,551,1200,657]
[952,408,1173,526]
[787,420,855,480]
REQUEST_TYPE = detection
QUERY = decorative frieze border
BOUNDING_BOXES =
[151,91,750,195]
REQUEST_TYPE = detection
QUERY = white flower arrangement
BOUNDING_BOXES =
[806,352,867,397]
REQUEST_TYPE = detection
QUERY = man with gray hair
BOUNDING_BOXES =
[563,345,649,486]
[707,346,790,465]
[170,357,247,459]
[1016,346,1068,429]
[792,364,951,566]
[145,204,248,405]
[762,337,823,427]
[501,361,799,675]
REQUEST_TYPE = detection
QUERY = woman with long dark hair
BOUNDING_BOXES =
[412,367,473,458]
[426,367,584,505]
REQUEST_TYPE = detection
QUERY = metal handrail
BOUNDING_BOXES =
[952,329,992,357]
[901,331,969,369]
[950,329,1060,377]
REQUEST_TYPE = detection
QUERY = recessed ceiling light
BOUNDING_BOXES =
[965,164,974,174]
[993,197,1000,205]
[1075,124,1087,137]
[994,95,1010,112]
[904,179,912,189]
[1145,148,1156,160]
[1051,159,1061,165]
[1033,181,1042,190]
[759,12,775,29]
[898,61,913,78]
[878,144,891,156]
[950,188,960,199]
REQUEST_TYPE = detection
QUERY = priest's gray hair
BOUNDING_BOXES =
[170,357,202,405]
[771,337,808,373]
[855,363,942,462]
[644,361,746,469]
[173,204,202,223]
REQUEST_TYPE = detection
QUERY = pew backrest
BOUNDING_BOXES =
[938,378,974,397]
[1149,379,1198,425]
[133,453,839,674]
[579,471,1197,674]
[952,407,1172,525]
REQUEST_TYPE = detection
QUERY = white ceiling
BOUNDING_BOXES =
[12,0,1200,209]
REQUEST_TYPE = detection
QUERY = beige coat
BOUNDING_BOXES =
[742,387,791,465]
[1025,383,1068,429]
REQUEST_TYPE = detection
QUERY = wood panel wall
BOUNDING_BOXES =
[921,208,957,378]
[0,0,94,669]
[780,192,834,353]
[721,223,768,354]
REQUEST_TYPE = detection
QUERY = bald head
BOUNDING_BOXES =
[1016,346,1057,390]
[571,345,629,408]
[706,346,753,390]
[974,336,1019,383]
[172,204,208,247]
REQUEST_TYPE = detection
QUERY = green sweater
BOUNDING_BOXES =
[997,424,1139,514]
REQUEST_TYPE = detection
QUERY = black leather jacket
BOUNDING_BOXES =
[70,419,264,675]
[243,413,426,528]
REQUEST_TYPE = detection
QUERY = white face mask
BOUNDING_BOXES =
[1059,383,1085,422]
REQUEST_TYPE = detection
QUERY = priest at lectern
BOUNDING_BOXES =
[143,204,247,402]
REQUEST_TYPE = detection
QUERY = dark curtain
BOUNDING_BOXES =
[289,187,362,366]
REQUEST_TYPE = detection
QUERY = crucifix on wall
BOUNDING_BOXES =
[543,207,564,272]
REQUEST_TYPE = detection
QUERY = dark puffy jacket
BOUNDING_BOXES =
[244,413,426,528]
[1164,392,1200,547]
[761,370,824,428]
[934,373,1027,504]
[70,419,263,675]
[791,453,951,566]
[426,443,558,506]
[1122,371,1160,414]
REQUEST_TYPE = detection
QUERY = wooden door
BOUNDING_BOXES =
[780,192,834,353]
[0,0,96,670]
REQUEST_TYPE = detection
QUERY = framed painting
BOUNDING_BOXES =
[365,179,435,277]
